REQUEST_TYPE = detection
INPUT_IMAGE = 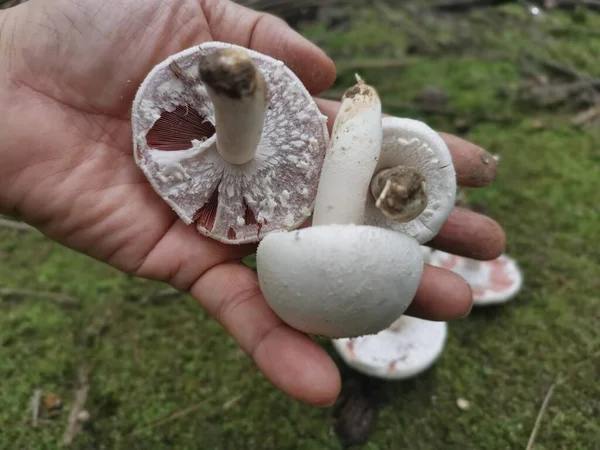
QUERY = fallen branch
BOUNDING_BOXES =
[373,1,441,54]
[321,90,516,124]
[62,365,90,446]
[544,0,600,10]
[0,288,80,308]
[521,52,600,86]
[424,0,515,12]
[571,105,600,127]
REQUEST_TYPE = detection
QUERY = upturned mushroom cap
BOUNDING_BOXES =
[256,224,424,338]
[331,316,447,380]
[132,42,329,244]
[429,251,523,305]
[364,117,456,244]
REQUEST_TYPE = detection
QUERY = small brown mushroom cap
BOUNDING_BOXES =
[132,42,329,244]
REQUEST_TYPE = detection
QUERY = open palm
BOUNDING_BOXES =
[0,0,505,405]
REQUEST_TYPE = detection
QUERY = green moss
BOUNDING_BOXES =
[2,3,600,449]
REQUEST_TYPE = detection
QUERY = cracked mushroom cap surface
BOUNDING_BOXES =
[365,117,457,244]
[132,42,329,244]
[332,316,448,380]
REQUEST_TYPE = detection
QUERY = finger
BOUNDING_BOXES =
[315,98,498,187]
[438,132,497,187]
[191,262,341,406]
[427,206,505,260]
[202,0,336,94]
[405,265,473,320]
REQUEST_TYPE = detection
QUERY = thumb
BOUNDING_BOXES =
[201,0,336,94]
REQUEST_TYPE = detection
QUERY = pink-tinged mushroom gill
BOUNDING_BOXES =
[132,42,329,244]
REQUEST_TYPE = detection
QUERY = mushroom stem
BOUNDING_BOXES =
[370,166,428,223]
[198,48,267,165]
[313,75,383,226]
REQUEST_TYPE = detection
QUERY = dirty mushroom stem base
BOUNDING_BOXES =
[370,166,428,223]
[198,48,267,165]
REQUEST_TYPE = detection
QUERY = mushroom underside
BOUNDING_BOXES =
[429,251,524,305]
[365,117,457,244]
[132,42,329,244]
[332,315,448,380]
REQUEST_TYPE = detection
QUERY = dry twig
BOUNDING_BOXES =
[0,288,79,308]
[526,350,600,449]
[139,286,184,304]
[62,365,91,446]
[130,401,209,435]
[526,381,557,450]
[130,394,244,436]
[31,389,43,427]
[571,105,600,127]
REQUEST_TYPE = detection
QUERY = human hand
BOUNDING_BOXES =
[0,0,504,406]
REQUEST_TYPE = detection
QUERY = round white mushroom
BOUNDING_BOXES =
[132,42,329,244]
[257,225,424,338]
[257,77,424,338]
[364,117,457,244]
[331,315,448,380]
[429,251,523,306]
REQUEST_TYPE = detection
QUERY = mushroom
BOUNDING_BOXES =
[331,315,448,380]
[364,117,457,245]
[132,42,329,244]
[256,77,425,338]
[420,245,433,263]
[429,251,523,306]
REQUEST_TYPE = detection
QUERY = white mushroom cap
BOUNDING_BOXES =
[256,224,424,338]
[364,117,457,244]
[331,315,447,380]
[429,251,523,305]
[132,42,329,244]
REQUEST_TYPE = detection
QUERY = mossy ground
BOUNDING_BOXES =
[1,2,600,449]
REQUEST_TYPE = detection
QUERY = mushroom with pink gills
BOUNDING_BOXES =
[331,315,448,380]
[429,250,523,306]
[256,75,457,339]
[330,246,448,380]
[132,42,330,244]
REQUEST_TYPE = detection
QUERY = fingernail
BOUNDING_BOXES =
[480,148,493,165]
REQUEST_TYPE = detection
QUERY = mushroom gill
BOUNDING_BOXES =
[145,105,216,151]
